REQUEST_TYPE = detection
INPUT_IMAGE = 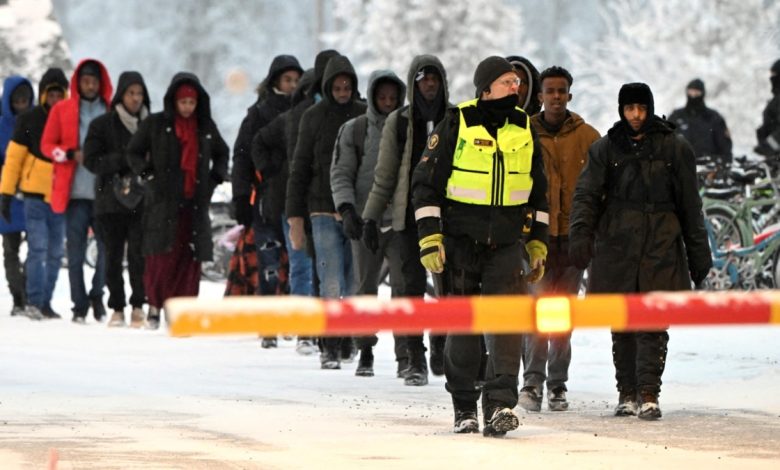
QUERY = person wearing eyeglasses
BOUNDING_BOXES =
[411,56,549,437]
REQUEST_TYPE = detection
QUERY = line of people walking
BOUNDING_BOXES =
[3,51,778,438]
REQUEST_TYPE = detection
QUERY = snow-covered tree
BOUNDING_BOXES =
[0,0,70,91]
[324,0,537,103]
[567,0,780,152]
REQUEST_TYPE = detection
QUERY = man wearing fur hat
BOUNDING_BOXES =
[412,56,549,437]
[568,83,711,420]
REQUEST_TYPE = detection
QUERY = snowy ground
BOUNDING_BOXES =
[1,264,779,469]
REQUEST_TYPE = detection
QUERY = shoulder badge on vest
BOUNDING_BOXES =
[427,133,439,150]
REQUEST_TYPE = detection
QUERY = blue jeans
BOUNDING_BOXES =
[24,198,65,308]
[282,214,313,296]
[66,199,106,314]
[310,215,353,299]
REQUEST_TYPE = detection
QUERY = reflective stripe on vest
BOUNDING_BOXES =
[446,99,534,206]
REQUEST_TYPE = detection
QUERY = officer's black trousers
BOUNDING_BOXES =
[611,330,669,395]
[442,236,527,410]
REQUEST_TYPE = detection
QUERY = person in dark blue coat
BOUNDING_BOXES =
[0,75,35,315]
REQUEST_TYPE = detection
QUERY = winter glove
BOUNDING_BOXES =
[233,195,254,227]
[568,237,593,270]
[525,240,547,283]
[419,233,445,273]
[0,195,12,223]
[338,203,363,240]
[362,219,379,254]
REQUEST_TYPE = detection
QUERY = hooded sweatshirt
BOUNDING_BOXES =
[361,55,450,231]
[506,55,541,116]
[330,69,406,224]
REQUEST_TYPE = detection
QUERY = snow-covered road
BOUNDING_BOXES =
[1,272,778,469]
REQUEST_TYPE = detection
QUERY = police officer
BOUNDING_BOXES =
[412,56,549,437]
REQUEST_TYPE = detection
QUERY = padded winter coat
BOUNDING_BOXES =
[530,111,600,237]
[126,72,229,260]
[41,58,113,214]
[569,117,712,293]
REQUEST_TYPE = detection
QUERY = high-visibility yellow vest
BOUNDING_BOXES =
[446,99,534,206]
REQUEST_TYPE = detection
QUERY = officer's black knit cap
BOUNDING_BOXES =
[772,59,780,74]
[473,56,515,98]
[618,82,654,119]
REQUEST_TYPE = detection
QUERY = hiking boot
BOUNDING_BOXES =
[90,298,106,322]
[340,338,357,363]
[355,348,374,377]
[145,307,160,330]
[295,338,318,355]
[129,307,145,328]
[320,348,341,370]
[615,389,638,416]
[396,357,411,379]
[547,386,569,411]
[518,385,542,412]
[404,350,428,386]
[453,399,479,434]
[638,390,662,420]
[41,305,61,319]
[22,305,44,321]
[108,310,125,327]
[10,305,25,317]
[483,406,519,438]
[261,337,278,348]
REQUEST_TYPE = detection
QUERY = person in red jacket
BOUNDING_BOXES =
[41,59,113,323]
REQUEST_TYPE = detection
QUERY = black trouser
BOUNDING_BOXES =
[3,232,26,306]
[393,226,445,358]
[442,236,526,411]
[611,330,669,395]
[96,211,145,310]
[351,230,407,360]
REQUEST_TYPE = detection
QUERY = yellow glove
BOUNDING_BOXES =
[419,233,446,273]
[525,240,547,283]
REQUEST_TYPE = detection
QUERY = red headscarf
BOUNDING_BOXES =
[174,84,199,199]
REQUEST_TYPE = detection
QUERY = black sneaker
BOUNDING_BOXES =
[42,305,62,319]
[261,337,278,348]
[320,348,341,370]
[340,338,357,363]
[483,406,519,438]
[355,348,374,377]
[72,314,87,324]
[90,298,106,322]
[637,390,662,420]
[547,386,569,411]
[518,385,542,412]
[615,389,638,416]
[453,400,479,434]
[396,357,411,378]
[10,305,25,317]
[145,307,161,330]
[22,305,44,321]
[403,350,428,386]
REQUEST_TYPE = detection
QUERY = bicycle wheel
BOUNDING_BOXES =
[704,206,746,251]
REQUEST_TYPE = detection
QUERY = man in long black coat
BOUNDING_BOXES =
[569,83,711,420]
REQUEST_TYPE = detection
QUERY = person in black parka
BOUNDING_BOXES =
[126,72,229,328]
[84,71,151,328]
[569,83,711,420]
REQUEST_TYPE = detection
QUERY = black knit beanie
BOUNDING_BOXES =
[79,61,101,79]
[473,56,515,98]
